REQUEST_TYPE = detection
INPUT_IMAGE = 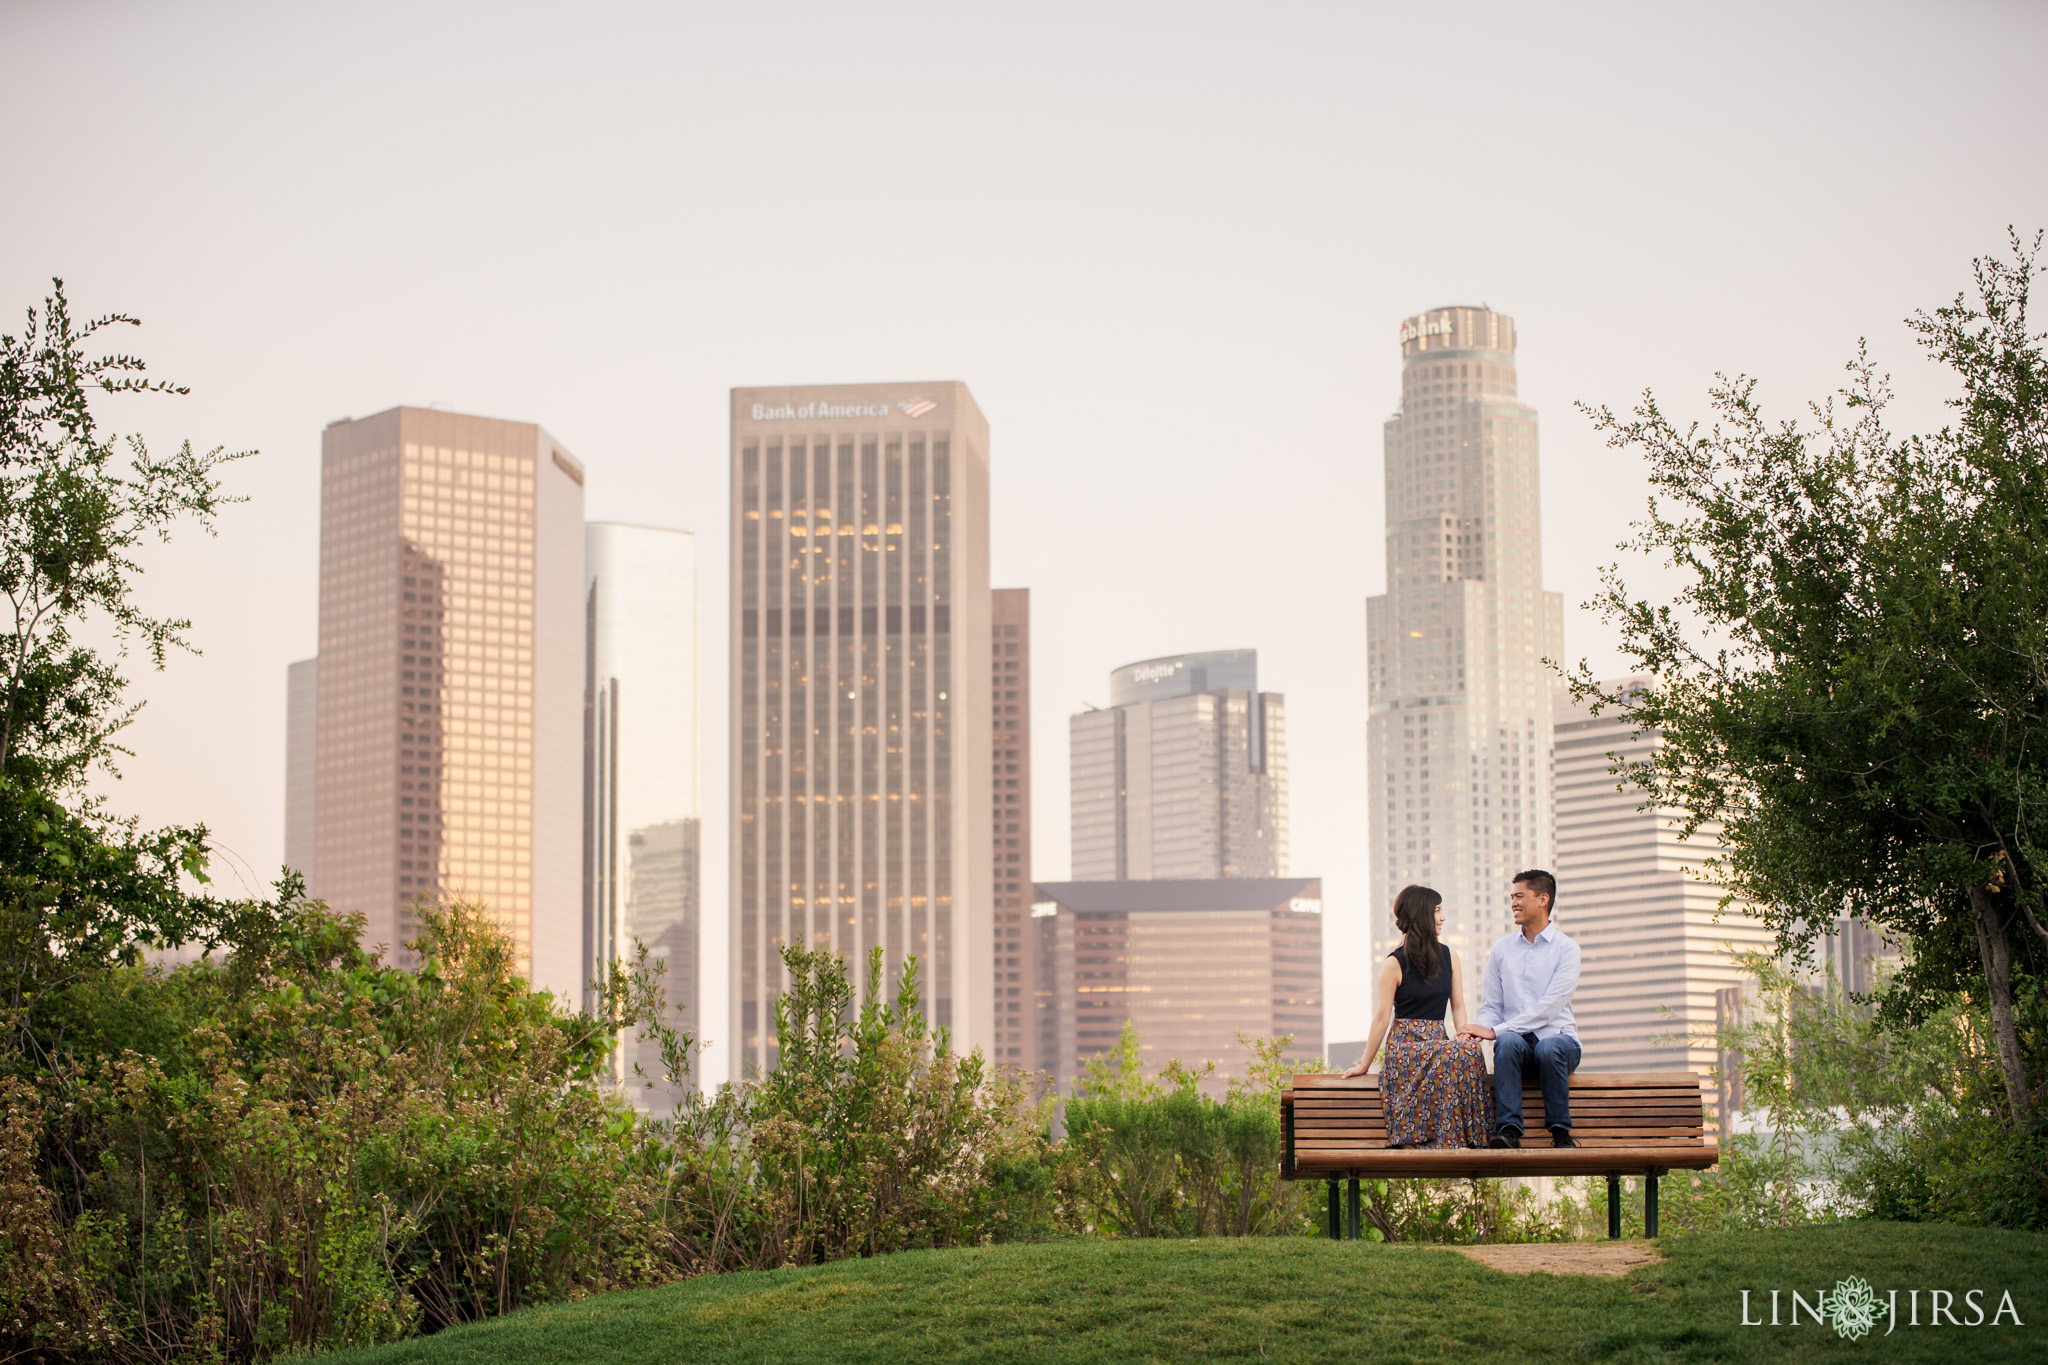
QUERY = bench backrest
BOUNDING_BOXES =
[1284,1071,1707,1158]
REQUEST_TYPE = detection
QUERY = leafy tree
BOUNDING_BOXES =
[0,280,247,1067]
[1570,232,2048,1132]
[0,278,246,792]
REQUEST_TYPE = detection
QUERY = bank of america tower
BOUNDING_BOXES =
[729,383,995,1078]
[1366,307,1562,971]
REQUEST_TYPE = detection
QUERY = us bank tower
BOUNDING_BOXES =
[1366,308,1562,973]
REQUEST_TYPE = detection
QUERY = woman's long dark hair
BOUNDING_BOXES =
[1392,884,1444,985]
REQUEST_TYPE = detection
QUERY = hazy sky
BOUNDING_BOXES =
[5,1,2044,1072]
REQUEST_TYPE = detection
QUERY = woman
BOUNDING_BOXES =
[1341,884,1489,1149]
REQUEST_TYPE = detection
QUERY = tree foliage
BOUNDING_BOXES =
[0,281,249,1083]
[0,279,247,793]
[1570,232,2048,1131]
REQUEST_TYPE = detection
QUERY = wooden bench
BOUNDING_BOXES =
[1281,1071,1718,1239]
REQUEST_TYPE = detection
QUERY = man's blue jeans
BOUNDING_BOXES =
[1492,1031,1581,1135]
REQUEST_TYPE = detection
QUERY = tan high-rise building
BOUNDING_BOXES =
[305,407,586,999]
[729,384,993,1076]
[1554,684,1773,1080]
[1367,308,1564,978]
[991,588,1033,1068]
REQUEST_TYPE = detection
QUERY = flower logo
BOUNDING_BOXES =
[1826,1276,1880,1341]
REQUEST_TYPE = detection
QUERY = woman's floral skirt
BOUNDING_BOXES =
[1381,1018,1489,1149]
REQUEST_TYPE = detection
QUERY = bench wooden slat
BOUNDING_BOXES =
[1290,1128,1708,1136]
[1288,1085,1706,1098]
[1285,1091,1706,1109]
[1289,1071,1702,1088]
[1287,1147,1719,1178]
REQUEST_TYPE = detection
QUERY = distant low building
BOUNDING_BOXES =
[1032,877,1323,1096]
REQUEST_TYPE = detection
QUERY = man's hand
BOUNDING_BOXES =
[1455,1025,1496,1041]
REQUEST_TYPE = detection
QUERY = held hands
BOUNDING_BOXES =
[1454,1025,1496,1042]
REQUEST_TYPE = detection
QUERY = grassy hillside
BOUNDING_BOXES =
[323,1223,2043,1364]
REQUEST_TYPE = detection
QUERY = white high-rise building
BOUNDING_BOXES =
[1367,308,1563,976]
[585,522,701,1100]
[1069,650,1287,881]
[1554,684,1774,1077]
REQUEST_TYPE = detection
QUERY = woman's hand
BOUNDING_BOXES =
[1341,1063,1371,1079]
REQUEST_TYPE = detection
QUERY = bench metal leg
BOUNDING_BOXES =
[1607,1174,1621,1240]
[1327,1179,1342,1240]
[1346,1177,1361,1241]
[1646,1172,1660,1239]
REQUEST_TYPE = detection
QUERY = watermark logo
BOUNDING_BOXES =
[1827,1277,1880,1341]
[1741,1281,2025,1336]
[897,397,937,418]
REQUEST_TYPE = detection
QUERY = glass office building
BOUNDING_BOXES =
[304,407,586,998]
[729,383,994,1076]
[1069,649,1287,881]
[585,522,701,1102]
[1366,308,1564,971]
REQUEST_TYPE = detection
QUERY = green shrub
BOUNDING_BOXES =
[643,944,1055,1273]
[1053,1023,1312,1238]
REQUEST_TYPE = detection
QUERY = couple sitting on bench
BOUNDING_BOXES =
[1341,870,1580,1149]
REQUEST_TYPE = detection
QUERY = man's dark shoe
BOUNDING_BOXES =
[1487,1127,1522,1149]
[1549,1127,1577,1148]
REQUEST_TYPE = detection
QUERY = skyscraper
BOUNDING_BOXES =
[1367,308,1563,972]
[1554,685,1773,1076]
[729,383,994,1076]
[305,407,586,998]
[991,588,1034,1067]
[585,522,701,1100]
[1069,650,1287,881]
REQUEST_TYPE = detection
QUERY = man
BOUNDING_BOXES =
[1455,870,1581,1148]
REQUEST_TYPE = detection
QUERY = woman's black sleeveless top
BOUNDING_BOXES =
[1389,945,1452,1021]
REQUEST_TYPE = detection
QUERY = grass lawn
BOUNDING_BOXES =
[322,1222,2043,1364]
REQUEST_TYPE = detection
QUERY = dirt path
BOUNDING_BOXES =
[1446,1241,1663,1277]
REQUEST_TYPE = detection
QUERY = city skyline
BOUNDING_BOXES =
[19,4,2042,1072]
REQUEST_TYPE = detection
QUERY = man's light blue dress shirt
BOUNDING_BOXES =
[1474,922,1580,1041]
